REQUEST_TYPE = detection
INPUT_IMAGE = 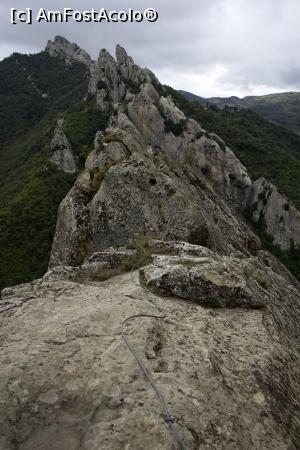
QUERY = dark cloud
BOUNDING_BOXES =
[0,0,299,97]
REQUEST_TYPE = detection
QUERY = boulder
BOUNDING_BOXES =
[141,246,268,309]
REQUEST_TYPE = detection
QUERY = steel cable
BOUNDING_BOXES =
[121,266,189,450]
[0,265,189,448]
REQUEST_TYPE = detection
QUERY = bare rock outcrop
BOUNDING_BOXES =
[46,37,300,255]
[46,36,92,66]
[49,120,259,268]
[88,45,157,113]
[49,119,77,174]
[141,253,266,309]
[248,177,300,249]
[45,37,300,253]
[0,242,299,449]
[49,46,259,268]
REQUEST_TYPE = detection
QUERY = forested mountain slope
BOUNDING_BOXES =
[0,52,106,288]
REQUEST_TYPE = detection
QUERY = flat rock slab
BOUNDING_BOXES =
[0,264,299,449]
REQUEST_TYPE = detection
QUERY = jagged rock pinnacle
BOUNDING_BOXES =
[46,36,92,66]
[49,118,77,173]
[98,48,115,65]
[116,44,134,65]
[88,43,158,109]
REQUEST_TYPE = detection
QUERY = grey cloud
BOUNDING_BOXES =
[0,0,299,97]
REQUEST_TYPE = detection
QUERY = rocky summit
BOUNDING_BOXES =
[0,37,299,450]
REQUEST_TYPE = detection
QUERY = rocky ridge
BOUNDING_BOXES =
[48,40,261,268]
[0,37,299,450]
[45,37,300,267]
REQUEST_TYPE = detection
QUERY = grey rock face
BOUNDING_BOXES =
[49,119,259,268]
[46,36,92,66]
[1,242,299,449]
[248,177,300,249]
[88,44,157,112]
[49,119,77,174]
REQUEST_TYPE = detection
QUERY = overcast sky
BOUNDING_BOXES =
[0,0,299,98]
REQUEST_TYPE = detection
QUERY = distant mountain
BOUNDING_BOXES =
[180,90,300,135]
